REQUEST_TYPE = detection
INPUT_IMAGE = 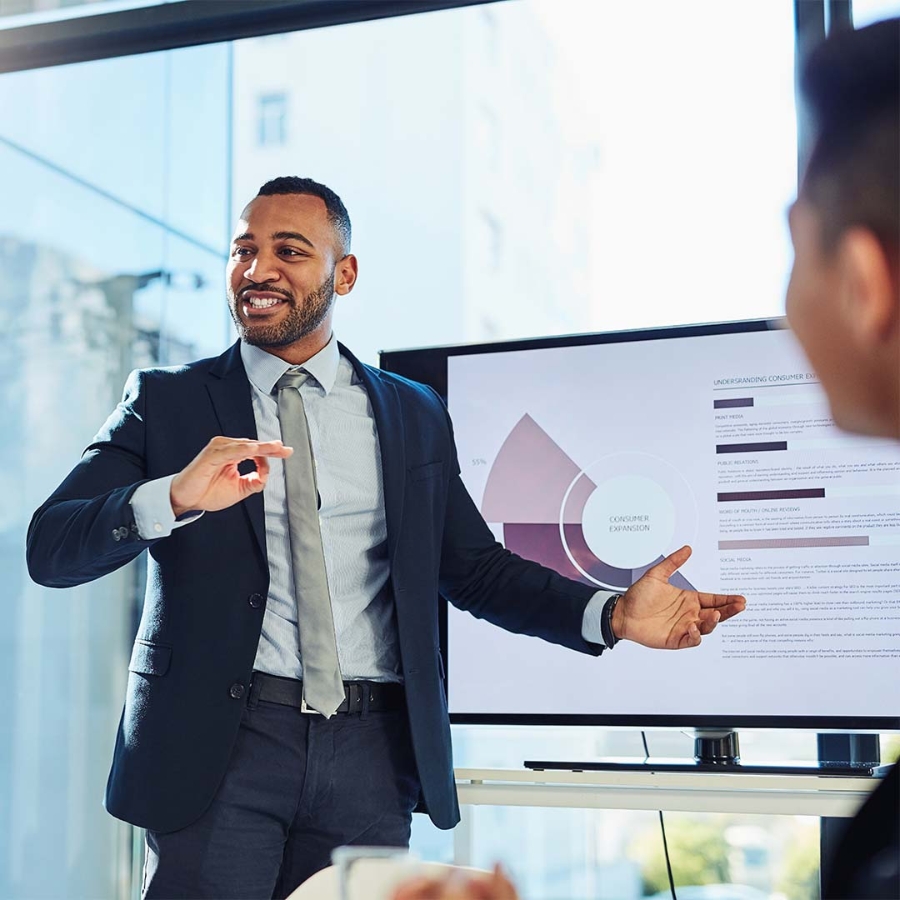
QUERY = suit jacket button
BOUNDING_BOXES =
[229,683,245,700]
[248,593,264,609]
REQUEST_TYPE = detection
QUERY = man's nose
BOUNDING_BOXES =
[244,252,280,283]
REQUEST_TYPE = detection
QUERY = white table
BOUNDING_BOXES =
[452,766,878,864]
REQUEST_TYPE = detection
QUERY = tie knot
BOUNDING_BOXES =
[275,369,309,394]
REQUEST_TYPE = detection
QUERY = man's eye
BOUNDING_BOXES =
[279,248,304,257]
[232,247,253,258]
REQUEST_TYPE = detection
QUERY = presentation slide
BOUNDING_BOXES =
[446,328,900,719]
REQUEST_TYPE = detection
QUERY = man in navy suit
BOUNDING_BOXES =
[27,177,745,899]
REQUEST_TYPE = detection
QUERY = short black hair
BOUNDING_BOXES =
[799,18,899,258]
[256,176,352,255]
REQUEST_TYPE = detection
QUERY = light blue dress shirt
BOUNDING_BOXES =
[131,335,612,683]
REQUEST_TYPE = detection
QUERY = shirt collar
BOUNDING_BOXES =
[240,335,341,396]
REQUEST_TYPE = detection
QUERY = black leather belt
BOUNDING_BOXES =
[250,671,405,714]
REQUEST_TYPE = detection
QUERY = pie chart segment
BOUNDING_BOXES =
[482,413,596,524]
[481,414,698,591]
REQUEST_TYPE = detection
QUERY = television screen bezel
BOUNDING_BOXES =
[379,316,900,732]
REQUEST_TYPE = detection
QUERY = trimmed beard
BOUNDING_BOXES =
[230,271,335,349]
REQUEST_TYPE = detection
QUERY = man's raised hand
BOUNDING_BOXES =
[612,545,746,650]
[169,437,293,517]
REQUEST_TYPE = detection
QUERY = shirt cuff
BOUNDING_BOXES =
[130,474,203,539]
[582,590,618,646]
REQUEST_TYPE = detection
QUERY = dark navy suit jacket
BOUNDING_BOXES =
[26,341,601,833]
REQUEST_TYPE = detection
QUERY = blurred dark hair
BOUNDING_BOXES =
[256,176,352,255]
[800,18,899,259]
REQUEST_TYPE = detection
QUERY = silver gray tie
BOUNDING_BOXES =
[275,369,344,717]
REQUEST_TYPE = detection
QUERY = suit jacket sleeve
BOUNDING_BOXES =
[433,391,602,656]
[27,369,158,588]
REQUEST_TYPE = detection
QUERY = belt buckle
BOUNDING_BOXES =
[299,696,323,715]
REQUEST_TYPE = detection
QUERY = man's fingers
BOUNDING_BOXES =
[253,456,271,480]
[646,545,692,580]
[204,438,293,463]
[697,609,721,635]
[716,599,747,622]
[678,622,702,649]
[242,471,266,493]
[698,593,747,620]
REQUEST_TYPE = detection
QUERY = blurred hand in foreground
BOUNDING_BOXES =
[391,863,520,900]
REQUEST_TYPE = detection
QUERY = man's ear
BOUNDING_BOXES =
[334,254,358,296]
[837,228,898,346]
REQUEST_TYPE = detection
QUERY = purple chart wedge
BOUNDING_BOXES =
[481,414,698,591]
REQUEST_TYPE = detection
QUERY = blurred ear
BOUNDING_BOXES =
[837,228,898,346]
[334,254,358,296]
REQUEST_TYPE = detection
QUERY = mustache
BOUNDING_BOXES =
[238,283,294,302]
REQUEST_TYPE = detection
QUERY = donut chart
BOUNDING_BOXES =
[482,414,698,591]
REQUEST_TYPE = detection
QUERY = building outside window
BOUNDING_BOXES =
[257,91,288,147]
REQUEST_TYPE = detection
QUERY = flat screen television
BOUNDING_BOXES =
[380,318,900,770]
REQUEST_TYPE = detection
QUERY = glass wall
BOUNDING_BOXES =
[431,727,823,899]
[0,1,816,897]
[0,42,230,899]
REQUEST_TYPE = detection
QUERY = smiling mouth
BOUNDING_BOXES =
[246,296,282,309]
[241,292,290,315]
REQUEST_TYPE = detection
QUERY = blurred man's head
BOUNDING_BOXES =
[786,18,899,439]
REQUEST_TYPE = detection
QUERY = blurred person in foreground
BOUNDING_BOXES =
[392,16,900,900]
[789,16,899,897]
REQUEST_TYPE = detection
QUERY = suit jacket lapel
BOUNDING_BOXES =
[206,342,266,560]
[340,343,406,565]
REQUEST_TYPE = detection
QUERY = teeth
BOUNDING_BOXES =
[247,297,281,309]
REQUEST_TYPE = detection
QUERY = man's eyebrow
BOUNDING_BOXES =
[231,231,316,250]
[272,230,315,249]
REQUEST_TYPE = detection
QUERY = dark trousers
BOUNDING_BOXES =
[142,688,420,899]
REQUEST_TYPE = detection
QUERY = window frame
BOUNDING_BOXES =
[0,0,502,73]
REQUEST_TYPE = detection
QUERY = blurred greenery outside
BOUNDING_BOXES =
[629,814,820,899]
[624,736,898,899]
